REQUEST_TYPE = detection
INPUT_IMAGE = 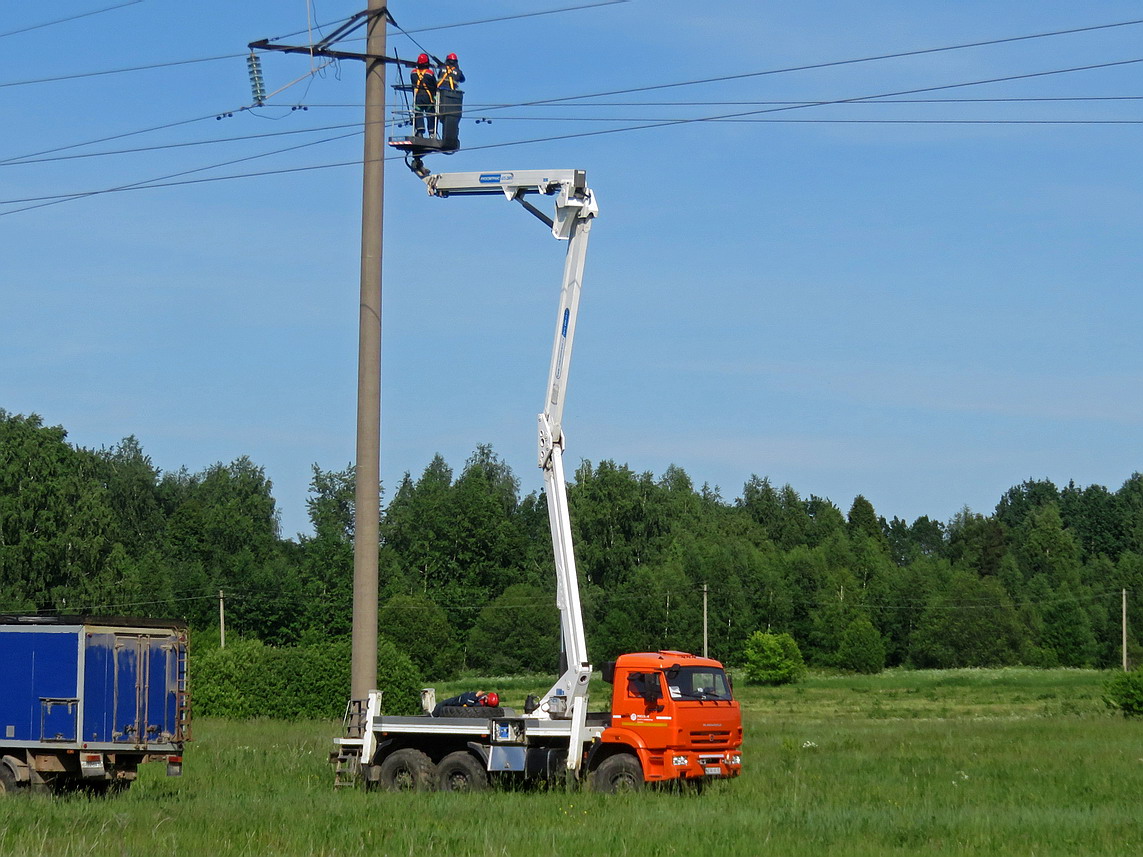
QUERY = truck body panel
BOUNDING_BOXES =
[0,616,189,793]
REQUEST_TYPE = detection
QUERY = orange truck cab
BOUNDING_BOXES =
[590,650,742,787]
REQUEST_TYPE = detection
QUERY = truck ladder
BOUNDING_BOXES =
[175,630,192,741]
[332,696,371,787]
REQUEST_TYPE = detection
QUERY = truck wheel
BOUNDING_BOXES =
[0,763,23,796]
[590,753,643,793]
[436,751,489,792]
[376,749,434,792]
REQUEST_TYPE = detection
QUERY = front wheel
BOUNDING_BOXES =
[589,753,643,793]
[376,749,435,792]
[436,751,488,792]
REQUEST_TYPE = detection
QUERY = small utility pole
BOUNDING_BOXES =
[1123,588,1129,672]
[218,590,226,649]
[702,583,709,658]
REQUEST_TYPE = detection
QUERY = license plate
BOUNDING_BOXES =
[703,766,721,776]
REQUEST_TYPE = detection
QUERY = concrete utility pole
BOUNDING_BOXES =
[351,0,387,701]
[250,4,423,701]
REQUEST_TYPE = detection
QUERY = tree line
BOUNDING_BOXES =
[3,408,1142,678]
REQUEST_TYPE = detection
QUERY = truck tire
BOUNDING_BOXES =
[376,749,434,792]
[589,753,643,794]
[436,751,489,792]
[0,762,22,796]
[434,706,505,718]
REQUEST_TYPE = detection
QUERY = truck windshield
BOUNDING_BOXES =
[663,667,733,701]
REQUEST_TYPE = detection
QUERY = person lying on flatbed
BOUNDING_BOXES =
[431,690,499,716]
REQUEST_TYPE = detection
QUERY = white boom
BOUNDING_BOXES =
[425,169,598,770]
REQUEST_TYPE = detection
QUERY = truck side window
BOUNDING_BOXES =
[625,672,662,701]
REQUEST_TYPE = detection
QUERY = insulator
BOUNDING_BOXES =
[247,52,267,105]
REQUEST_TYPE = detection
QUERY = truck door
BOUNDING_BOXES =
[111,635,142,743]
[82,628,184,745]
[110,634,180,746]
[143,634,180,742]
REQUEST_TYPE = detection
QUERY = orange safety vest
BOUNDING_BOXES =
[411,67,436,98]
[439,66,462,90]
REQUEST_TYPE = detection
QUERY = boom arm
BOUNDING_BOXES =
[425,169,598,769]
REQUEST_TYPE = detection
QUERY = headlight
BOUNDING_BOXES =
[672,755,689,767]
[727,753,741,765]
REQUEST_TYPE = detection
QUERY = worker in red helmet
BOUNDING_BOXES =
[436,52,465,149]
[432,690,500,715]
[410,52,437,137]
[438,53,465,90]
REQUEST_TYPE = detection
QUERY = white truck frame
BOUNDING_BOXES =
[336,169,601,785]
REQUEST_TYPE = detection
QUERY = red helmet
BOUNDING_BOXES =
[417,53,429,65]
[484,692,499,707]
[446,53,458,62]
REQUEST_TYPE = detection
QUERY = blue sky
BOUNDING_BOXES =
[3,1,1142,538]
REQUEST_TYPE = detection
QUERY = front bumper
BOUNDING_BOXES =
[663,749,742,780]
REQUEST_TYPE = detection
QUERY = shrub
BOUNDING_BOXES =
[836,618,886,674]
[191,636,422,719]
[1104,668,1143,717]
[743,631,805,685]
[467,584,559,674]
[379,593,463,680]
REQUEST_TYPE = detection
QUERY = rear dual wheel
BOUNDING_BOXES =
[436,751,489,792]
[376,749,435,792]
[0,763,22,796]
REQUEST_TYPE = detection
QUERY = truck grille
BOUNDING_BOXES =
[687,729,733,746]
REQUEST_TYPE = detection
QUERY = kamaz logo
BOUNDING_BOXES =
[479,172,513,183]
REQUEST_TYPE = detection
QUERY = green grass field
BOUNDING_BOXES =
[2,669,1141,856]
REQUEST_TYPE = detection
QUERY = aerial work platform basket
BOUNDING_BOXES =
[388,86,464,158]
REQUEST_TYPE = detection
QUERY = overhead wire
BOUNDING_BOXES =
[0,128,363,215]
[6,92,1137,169]
[0,0,144,40]
[6,26,1143,215]
[1,121,366,166]
[0,53,244,89]
[500,17,1143,110]
[8,577,1121,618]
[6,48,1143,217]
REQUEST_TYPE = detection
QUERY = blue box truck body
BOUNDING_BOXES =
[0,616,189,794]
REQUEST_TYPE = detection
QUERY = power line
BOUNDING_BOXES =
[504,17,1143,109]
[0,0,144,40]
[0,53,243,89]
[6,47,1143,215]
[7,91,1135,168]
[264,0,628,44]
[0,113,225,165]
[6,16,1132,164]
[462,95,1143,108]
[394,0,628,36]
[17,104,1140,170]
[0,129,362,214]
[466,116,1143,126]
[0,120,380,166]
